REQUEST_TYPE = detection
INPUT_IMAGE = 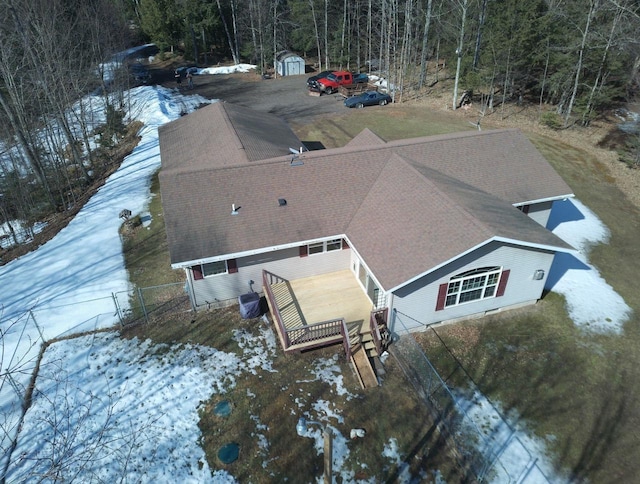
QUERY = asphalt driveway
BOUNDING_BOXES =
[157,69,347,122]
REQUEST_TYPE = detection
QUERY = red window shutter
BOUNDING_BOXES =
[496,270,510,297]
[227,259,238,274]
[192,265,203,280]
[435,283,448,311]
[342,239,349,249]
[299,245,308,257]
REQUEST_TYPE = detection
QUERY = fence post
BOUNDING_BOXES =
[29,310,45,342]
[137,287,148,323]
[112,292,124,328]
[186,282,196,312]
[4,372,24,408]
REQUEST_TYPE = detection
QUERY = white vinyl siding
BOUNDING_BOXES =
[519,200,554,228]
[391,241,556,333]
[191,245,350,308]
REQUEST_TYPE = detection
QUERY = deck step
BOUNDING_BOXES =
[361,332,373,343]
[364,336,378,357]
[350,346,378,389]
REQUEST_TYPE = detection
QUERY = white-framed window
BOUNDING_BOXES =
[326,238,342,251]
[202,260,227,277]
[445,267,501,307]
[308,238,343,255]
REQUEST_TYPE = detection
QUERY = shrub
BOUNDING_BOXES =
[540,111,563,130]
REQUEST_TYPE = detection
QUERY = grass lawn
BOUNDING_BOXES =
[120,173,187,321]
[122,101,640,481]
[291,104,475,149]
[121,307,462,481]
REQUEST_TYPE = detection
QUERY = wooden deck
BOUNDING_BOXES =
[269,269,374,334]
[264,269,386,387]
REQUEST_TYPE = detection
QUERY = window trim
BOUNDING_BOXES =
[442,267,503,308]
[201,260,228,278]
[307,238,343,255]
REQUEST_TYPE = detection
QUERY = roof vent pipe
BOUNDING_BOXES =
[278,198,287,206]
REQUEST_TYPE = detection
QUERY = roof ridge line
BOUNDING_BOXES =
[219,102,246,152]
[342,154,396,231]
[397,155,497,238]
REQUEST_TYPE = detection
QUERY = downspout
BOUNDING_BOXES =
[185,268,199,311]
[390,306,397,338]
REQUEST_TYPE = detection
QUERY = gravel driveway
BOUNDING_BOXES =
[160,70,348,122]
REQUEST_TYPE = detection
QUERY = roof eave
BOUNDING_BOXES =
[513,193,575,207]
[171,234,348,270]
[386,236,576,293]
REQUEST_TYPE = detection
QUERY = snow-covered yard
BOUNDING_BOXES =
[0,61,632,482]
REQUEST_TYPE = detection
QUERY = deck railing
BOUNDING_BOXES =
[370,307,388,356]
[340,319,352,360]
[286,317,345,346]
[262,270,291,347]
[262,269,355,359]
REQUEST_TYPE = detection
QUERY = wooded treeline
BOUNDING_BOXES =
[1,0,640,248]
[0,0,136,246]
[133,0,640,117]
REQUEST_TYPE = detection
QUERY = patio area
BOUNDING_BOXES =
[264,269,376,353]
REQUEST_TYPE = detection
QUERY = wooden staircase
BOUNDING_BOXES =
[350,331,379,389]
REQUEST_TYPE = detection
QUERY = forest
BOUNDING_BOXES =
[132,0,640,117]
[1,0,639,249]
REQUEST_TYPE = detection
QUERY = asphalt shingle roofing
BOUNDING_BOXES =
[159,102,574,290]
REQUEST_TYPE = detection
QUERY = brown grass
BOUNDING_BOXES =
[292,92,640,481]
[120,305,464,481]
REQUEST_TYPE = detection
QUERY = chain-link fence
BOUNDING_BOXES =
[1,281,193,477]
[390,310,552,483]
[114,282,192,325]
[0,310,47,477]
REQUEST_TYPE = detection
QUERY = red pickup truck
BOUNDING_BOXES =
[309,71,368,95]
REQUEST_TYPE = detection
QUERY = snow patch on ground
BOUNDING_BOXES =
[6,333,239,482]
[547,198,631,333]
[198,64,256,75]
[454,390,561,483]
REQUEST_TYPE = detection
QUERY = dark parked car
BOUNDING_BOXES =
[344,91,392,108]
[176,66,199,76]
[352,73,369,84]
[307,70,334,87]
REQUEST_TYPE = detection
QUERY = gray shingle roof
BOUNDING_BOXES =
[159,102,304,172]
[345,127,386,148]
[159,103,574,290]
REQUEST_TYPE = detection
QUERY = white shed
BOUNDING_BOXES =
[275,51,305,76]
